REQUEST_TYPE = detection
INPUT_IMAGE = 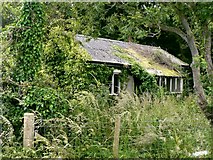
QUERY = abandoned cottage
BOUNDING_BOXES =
[76,34,188,95]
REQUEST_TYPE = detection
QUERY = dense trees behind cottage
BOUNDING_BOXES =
[1,2,212,158]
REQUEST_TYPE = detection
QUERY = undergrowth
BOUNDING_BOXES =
[1,92,212,158]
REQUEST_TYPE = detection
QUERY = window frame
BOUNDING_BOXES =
[110,69,121,95]
[157,76,183,93]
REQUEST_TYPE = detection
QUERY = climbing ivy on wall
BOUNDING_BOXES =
[43,25,91,88]
[43,24,115,92]
[113,46,158,94]
[42,18,129,92]
[130,63,158,93]
[11,2,45,82]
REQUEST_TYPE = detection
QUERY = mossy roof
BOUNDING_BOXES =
[76,34,188,77]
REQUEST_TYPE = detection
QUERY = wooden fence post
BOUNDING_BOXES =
[23,113,34,148]
[113,115,121,159]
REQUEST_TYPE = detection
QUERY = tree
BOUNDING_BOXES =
[72,2,213,123]
[143,3,212,122]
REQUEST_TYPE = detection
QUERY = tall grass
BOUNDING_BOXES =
[113,93,212,158]
[2,92,212,158]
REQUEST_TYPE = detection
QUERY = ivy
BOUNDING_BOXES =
[11,2,45,82]
[113,46,158,94]
[130,63,158,93]
[43,25,92,89]
[23,86,70,118]
[42,19,130,93]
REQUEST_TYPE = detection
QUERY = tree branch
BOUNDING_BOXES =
[159,24,188,43]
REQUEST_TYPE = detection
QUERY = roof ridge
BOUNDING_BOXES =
[76,34,157,48]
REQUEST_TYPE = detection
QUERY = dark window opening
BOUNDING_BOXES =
[114,74,119,94]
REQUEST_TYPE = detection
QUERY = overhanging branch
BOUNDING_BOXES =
[159,24,188,43]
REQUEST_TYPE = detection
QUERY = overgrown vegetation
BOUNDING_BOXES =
[1,93,212,158]
[71,2,213,123]
[113,45,158,93]
[11,2,45,82]
[1,2,212,159]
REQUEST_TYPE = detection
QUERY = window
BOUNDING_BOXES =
[110,69,121,95]
[157,76,183,93]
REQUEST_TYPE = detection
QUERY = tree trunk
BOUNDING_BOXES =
[188,39,208,110]
[203,26,213,125]
[204,27,213,80]
[180,15,209,117]
[160,16,212,123]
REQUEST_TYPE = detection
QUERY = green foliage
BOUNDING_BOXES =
[1,2,21,28]
[2,2,212,159]
[113,46,158,93]
[1,3,47,136]
[11,2,45,82]
[23,86,70,118]
[2,93,212,158]
[0,115,14,147]
[115,94,212,158]
[42,18,125,91]
[130,63,158,93]
[42,22,129,92]
[43,24,90,87]
[2,2,117,144]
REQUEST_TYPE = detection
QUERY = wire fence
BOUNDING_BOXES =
[20,112,211,158]
[0,112,205,158]
[34,115,117,154]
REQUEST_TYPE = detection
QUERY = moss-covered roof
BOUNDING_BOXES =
[76,34,188,77]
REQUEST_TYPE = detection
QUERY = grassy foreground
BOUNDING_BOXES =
[1,92,212,158]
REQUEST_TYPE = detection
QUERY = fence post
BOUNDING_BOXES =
[113,114,121,159]
[23,113,34,148]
